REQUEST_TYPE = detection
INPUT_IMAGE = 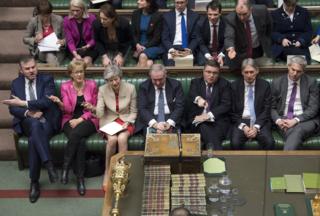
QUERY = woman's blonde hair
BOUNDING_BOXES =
[69,0,89,18]
[67,60,87,76]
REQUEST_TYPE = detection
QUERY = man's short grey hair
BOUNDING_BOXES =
[241,58,259,71]
[19,55,36,67]
[287,56,307,70]
[149,64,167,75]
[103,65,123,80]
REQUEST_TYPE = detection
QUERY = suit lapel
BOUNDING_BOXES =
[36,75,42,99]
[204,18,210,44]
[239,80,245,110]
[186,10,192,34]
[300,75,307,106]
[18,75,26,100]
[165,79,173,105]
[281,76,289,112]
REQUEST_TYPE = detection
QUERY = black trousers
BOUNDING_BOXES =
[63,120,96,178]
[195,121,229,150]
[231,119,274,150]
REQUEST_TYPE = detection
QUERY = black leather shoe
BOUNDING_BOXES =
[61,168,69,185]
[46,161,58,183]
[77,178,86,196]
[29,182,40,203]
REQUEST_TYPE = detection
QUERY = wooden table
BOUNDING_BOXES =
[101,150,320,216]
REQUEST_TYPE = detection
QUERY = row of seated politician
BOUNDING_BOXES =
[25,0,320,69]
[4,54,319,202]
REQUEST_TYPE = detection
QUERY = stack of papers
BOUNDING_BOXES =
[284,175,304,193]
[38,32,61,52]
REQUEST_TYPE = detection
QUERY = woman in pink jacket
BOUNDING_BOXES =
[63,0,97,66]
[49,60,98,196]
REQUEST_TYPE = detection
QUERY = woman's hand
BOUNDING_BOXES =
[312,35,320,44]
[136,43,145,53]
[34,32,43,43]
[102,54,111,67]
[114,54,124,66]
[69,118,83,128]
[82,102,96,112]
[57,39,65,46]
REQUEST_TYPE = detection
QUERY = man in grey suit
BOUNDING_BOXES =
[271,56,319,150]
[224,0,272,70]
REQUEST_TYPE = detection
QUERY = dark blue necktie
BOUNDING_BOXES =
[180,12,188,48]
[157,88,165,122]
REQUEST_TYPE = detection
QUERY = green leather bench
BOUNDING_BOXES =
[49,0,90,9]
[15,73,320,170]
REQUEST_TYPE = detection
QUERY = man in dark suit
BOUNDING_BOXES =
[161,0,199,66]
[230,58,274,150]
[271,56,319,150]
[188,60,231,150]
[135,64,185,135]
[2,56,59,203]
[224,0,272,70]
[271,0,312,63]
[197,1,225,66]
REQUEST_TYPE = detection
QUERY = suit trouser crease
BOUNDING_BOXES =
[22,118,53,181]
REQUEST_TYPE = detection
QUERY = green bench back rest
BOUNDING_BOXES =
[49,0,90,9]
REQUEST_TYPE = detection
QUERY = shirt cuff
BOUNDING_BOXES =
[24,110,29,117]
[207,112,215,122]
[148,119,157,128]
[238,123,247,130]
[254,124,261,131]
[205,53,211,59]
[218,52,225,58]
[275,118,282,125]
[294,117,300,123]
[194,96,201,104]
[167,119,176,127]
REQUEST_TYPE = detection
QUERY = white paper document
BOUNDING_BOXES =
[38,32,61,52]
[99,121,125,136]
[309,44,320,62]
[90,0,108,4]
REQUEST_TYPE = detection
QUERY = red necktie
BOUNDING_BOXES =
[211,24,218,58]
[245,21,252,58]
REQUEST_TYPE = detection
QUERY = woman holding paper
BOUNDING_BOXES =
[94,65,137,189]
[64,0,98,66]
[23,0,65,66]
[48,60,98,196]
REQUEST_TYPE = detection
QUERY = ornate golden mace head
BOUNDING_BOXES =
[110,158,131,216]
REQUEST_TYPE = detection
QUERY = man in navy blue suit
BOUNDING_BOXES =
[197,1,226,66]
[2,56,60,203]
[161,0,199,66]
[135,64,185,135]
